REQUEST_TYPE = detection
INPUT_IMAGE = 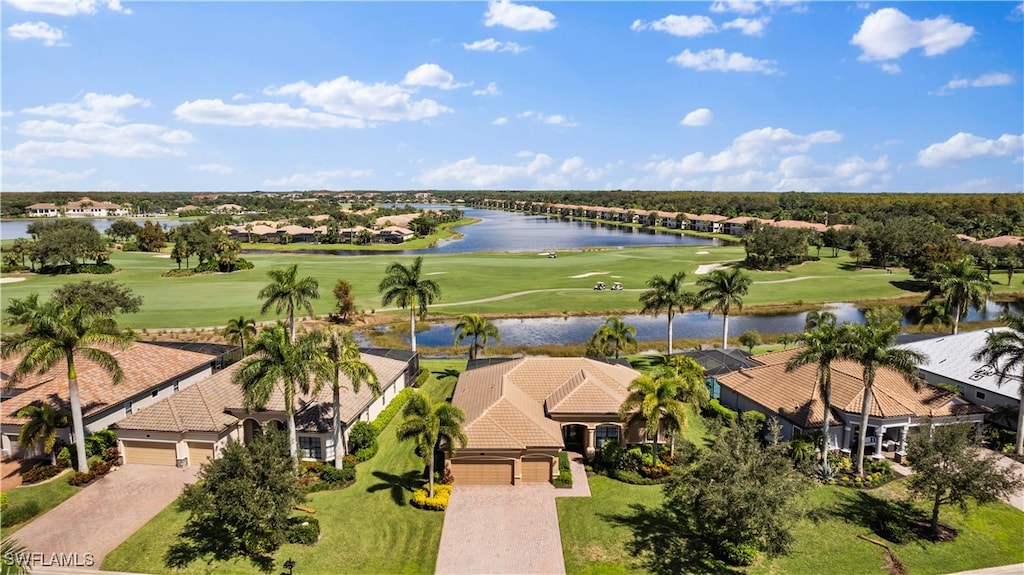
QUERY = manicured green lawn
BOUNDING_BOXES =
[557,475,1024,575]
[102,359,465,575]
[5,245,1011,331]
[0,471,79,538]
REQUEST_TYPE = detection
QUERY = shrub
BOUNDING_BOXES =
[718,541,757,566]
[348,421,379,461]
[703,399,738,426]
[370,388,414,434]
[437,465,454,485]
[0,492,8,512]
[552,470,573,488]
[596,441,622,470]
[741,410,767,429]
[299,460,325,478]
[319,464,356,485]
[56,447,71,468]
[866,459,894,478]
[832,455,853,474]
[2,501,41,526]
[22,464,63,484]
[612,469,663,486]
[640,463,673,480]
[558,451,571,473]
[286,516,321,545]
[411,484,452,511]
[85,429,118,458]
[617,447,647,474]
[353,445,379,462]
[413,369,430,388]
[68,471,97,486]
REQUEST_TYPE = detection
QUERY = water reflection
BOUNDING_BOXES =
[1,218,183,239]
[408,300,1024,348]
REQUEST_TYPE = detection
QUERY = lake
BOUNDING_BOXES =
[1,218,184,240]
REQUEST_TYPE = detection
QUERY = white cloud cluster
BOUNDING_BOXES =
[473,82,501,96]
[492,116,508,125]
[418,153,609,188]
[917,132,1024,167]
[722,16,768,37]
[669,49,778,74]
[936,72,1013,95]
[6,0,131,15]
[7,21,65,45]
[263,169,373,189]
[174,99,365,129]
[22,92,149,122]
[681,108,713,127]
[463,38,526,53]
[517,110,579,127]
[484,0,556,32]
[403,63,466,90]
[851,8,974,62]
[709,1,760,15]
[631,15,717,37]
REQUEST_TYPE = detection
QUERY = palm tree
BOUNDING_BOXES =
[2,296,133,472]
[586,316,637,359]
[972,312,1024,455]
[396,392,467,498]
[258,264,320,343]
[318,328,379,468]
[843,322,928,476]
[785,322,848,473]
[377,257,442,353]
[1,537,31,575]
[639,271,696,355]
[697,267,753,349]
[618,372,690,464]
[924,255,991,335]
[913,299,953,333]
[222,316,257,356]
[804,310,838,331]
[16,404,70,466]
[232,325,331,458]
[451,314,501,360]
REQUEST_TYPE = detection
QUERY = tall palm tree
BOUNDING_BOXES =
[2,296,133,472]
[258,264,320,343]
[232,325,331,458]
[618,372,690,464]
[842,322,928,476]
[16,404,71,466]
[972,312,1024,455]
[396,392,467,498]
[924,255,991,335]
[451,314,501,360]
[913,299,953,333]
[639,271,695,355]
[587,316,637,359]
[317,328,379,468]
[785,323,848,473]
[804,310,838,331]
[222,315,257,356]
[377,256,442,353]
[697,267,753,349]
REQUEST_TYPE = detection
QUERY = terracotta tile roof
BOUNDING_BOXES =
[771,220,828,232]
[976,235,1024,248]
[1,342,214,425]
[453,357,639,450]
[692,214,729,222]
[717,348,989,428]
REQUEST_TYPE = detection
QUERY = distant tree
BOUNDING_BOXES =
[136,221,167,252]
[16,404,70,466]
[585,316,637,359]
[8,238,35,269]
[906,422,1024,538]
[331,278,358,323]
[850,241,870,268]
[738,329,762,353]
[378,257,441,353]
[912,299,953,333]
[452,314,501,360]
[408,213,438,236]
[639,271,697,355]
[804,310,837,331]
[52,280,143,316]
[108,219,141,243]
[171,238,190,269]
[972,312,1024,455]
[258,264,320,343]
[743,224,809,270]
[30,220,107,271]
[222,316,257,356]
[697,268,753,350]
[923,255,991,335]
[165,430,302,574]
[396,392,467,498]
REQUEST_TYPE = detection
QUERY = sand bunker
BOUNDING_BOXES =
[426,271,448,275]
[152,254,171,258]
[0,277,26,284]
[693,263,725,275]
[569,272,608,279]
[696,250,710,255]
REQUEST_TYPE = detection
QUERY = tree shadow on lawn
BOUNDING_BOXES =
[432,368,462,380]
[833,489,954,546]
[367,469,423,507]
[600,503,740,575]
[889,280,931,293]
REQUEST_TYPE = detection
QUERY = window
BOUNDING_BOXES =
[324,437,335,461]
[151,390,159,398]
[975,390,987,400]
[299,437,322,460]
[125,401,133,416]
[595,426,619,449]
[173,381,180,392]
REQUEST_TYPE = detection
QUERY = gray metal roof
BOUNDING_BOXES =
[899,329,1022,401]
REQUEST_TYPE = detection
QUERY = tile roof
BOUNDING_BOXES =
[716,348,988,428]
[453,357,639,450]
[976,235,1024,248]
[1,342,214,425]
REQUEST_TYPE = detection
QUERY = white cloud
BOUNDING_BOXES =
[418,153,609,188]
[681,108,713,127]
[669,48,778,74]
[462,38,526,53]
[6,0,130,15]
[473,82,501,96]
[265,75,452,122]
[936,72,1014,95]
[174,99,366,129]
[709,1,760,15]
[917,132,1024,167]
[21,93,149,123]
[402,63,466,90]
[851,8,974,62]
[231,92,250,101]
[631,15,717,37]
[516,110,578,127]
[7,119,191,163]
[195,163,234,175]
[492,116,508,125]
[879,63,902,75]
[484,0,556,31]
[722,17,768,37]
[7,21,65,45]
[263,169,372,189]
[1011,3,1024,21]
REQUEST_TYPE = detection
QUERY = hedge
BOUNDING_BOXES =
[411,484,452,511]
[371,388,414,434]
[286,516,321,545]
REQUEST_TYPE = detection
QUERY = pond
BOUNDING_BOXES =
[404,300,1024,348]
[0,218,184,240]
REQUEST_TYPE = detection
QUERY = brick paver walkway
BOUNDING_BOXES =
[12,464,198,569]
[435,453,590,575]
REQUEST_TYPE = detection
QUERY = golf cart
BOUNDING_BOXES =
[611,282,623,291]
[594,282,607,290]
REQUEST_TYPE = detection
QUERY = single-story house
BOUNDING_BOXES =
[899,329,1021,428]
[25,203,61,217]
[64,197,130,218]
[450,357,644,485]
[376,226,415,243]
[0,342,217,460]
[114,349,417,467]
[716,348,989,460]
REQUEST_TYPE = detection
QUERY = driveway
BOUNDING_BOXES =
[435,453,590,575]
[12,464,198,569]
[986,449,1024,512]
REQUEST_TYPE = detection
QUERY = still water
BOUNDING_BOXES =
[0,218,184,240]
[408,301,1024,348]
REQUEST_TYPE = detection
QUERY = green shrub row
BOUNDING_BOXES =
[38,263,115,275]
[552,451,573,488]
[411,484,452,511]
[2,500,41,526]
[286,516,321,545]
[0,492,7,512]
[371,388,414,434]
[68,459,115,487]
[22,464,64,484]
[703,399,738,425]
[413,369,430,388]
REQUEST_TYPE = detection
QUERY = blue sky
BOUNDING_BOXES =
[2,1,1022,193]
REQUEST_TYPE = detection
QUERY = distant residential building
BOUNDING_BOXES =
[25,202,61,217]
[63,197,130,218]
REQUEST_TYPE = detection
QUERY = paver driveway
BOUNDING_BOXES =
[435,453,590,575]
[13,463,198,569]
